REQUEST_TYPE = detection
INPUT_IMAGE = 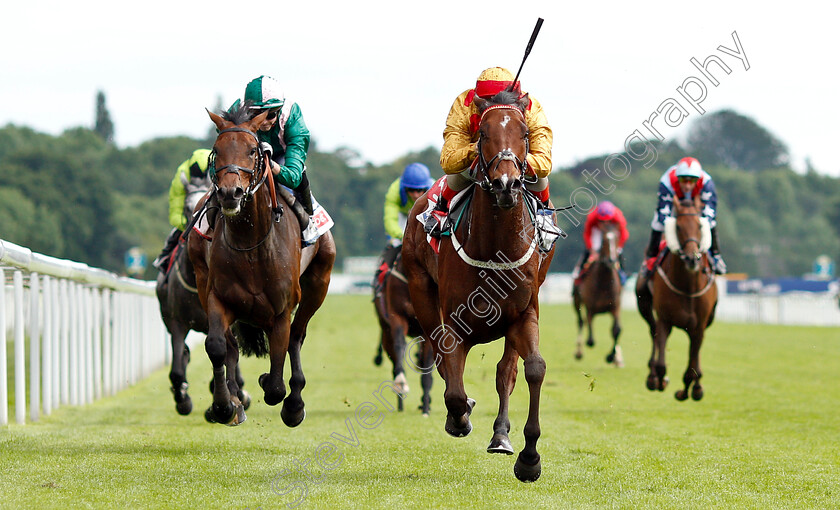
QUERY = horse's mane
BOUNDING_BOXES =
[219,100,257,125]
[478,90,526,113]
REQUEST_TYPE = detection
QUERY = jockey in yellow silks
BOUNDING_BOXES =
[425,67,559,250]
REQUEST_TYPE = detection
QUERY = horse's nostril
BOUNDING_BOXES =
[233,187,245,200]
[511,179,523,190]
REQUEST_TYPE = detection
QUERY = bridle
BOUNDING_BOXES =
[473,105,530,191]
[208,127,268,201]
[674,212,705,267]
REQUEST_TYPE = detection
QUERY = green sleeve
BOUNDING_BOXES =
[278,103,309,189]
[168,159,189,229]
[383,179,404,239]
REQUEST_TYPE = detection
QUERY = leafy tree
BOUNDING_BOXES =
[686,109,789,171]
[94,91,115,144]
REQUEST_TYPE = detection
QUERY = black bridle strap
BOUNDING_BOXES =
[212,127,267,198]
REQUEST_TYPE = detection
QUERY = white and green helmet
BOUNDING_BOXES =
[243,75,285,110]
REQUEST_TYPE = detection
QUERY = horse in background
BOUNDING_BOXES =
[636,194,717,401]
[571,225,624,366]
[373,252,434,414]
[188,104,335,426]
[403,91,554,482]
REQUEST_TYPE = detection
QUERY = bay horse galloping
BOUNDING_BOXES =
[403,91,554,482]
[572,226,623,366]
[636,194,717,401]
[188,105,335,426]
[372,252,434,414]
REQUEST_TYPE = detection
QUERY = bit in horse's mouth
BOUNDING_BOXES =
[221,204,241,217]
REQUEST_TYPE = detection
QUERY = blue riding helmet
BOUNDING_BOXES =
[399,162,433,205]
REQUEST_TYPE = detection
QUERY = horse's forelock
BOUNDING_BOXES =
[476,90,526,114]
[220,101,256,125]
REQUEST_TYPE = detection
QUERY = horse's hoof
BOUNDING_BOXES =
[586,339,595,348]
[659,377,669,391]
[239,390,252,410]
[646,376,658,391]
[205,401,237,425]
[606,352,615,363]
[675,389,689,401]
[260,373,286,406]
[373,354,383,366]
[691,386,704,401]
[175,397,193,415]
[574,351,583,360]
[445,415,473,438]
[487,435,514,455]
[227,403,247,426]
[514,454,542,482]
[281,404,306,428]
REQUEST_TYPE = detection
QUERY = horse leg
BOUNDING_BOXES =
[280,237,334,427]
[419,337,433,416]
[440,342,474,438]
[606,307,624,367]
[487,341,518,455]
[168,323,193,415]
[204,296,239,424]
[636,279,656,340]
[647,320,671,392]
[676,328,705,401]
[234,364,251,410]
[509,308,545,483]
[573,289,584,360]
[260,313,290,409]
[223,331,246,425]
[388,319,410,412]
[585,308,595,348]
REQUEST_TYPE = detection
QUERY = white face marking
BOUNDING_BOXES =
[500,174,509,187]
[500,114,511,128]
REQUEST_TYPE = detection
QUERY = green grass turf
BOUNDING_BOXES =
[1,294,838,509]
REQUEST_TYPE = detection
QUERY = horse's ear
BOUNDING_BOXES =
[517,92,530,112]
[248,110,270,131]
[207,109,229,131]
[473,95,489,113]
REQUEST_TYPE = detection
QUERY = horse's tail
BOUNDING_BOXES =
[231,322,270,357]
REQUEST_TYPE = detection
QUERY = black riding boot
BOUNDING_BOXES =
[294,172,314,215]
[641,230,663,280]
[154,228,183,272]
[709,227,727,274]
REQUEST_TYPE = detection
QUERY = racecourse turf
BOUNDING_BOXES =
[1,294,838,509]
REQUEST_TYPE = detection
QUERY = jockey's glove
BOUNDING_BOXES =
[260,142,273,160]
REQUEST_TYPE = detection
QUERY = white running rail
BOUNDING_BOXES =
[1,238,168,425]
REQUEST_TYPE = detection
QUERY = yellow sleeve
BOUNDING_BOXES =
[440,91,479,174]
[383,179,404,239]
[168,159,189,229]
[524,97,553,178]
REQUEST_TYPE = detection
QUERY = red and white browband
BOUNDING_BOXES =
[479,104,526,124]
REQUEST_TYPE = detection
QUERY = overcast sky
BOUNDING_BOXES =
[2,1,838,176]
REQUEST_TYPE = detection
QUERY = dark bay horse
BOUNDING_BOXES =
[373,252,433,414]
[636,195,717,401]
[156,172,256,416]
[572,226,624,366]
[403,91,554,482]
[188,105,336,426]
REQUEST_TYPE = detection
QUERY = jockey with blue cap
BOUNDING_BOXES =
[374,163,435,292]
[641,157,726,279]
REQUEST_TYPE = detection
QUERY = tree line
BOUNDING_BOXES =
[0,109,837,279]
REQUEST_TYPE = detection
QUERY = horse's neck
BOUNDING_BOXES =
[462,188,531,257]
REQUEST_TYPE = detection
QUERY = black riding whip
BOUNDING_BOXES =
[509,17,544,91]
